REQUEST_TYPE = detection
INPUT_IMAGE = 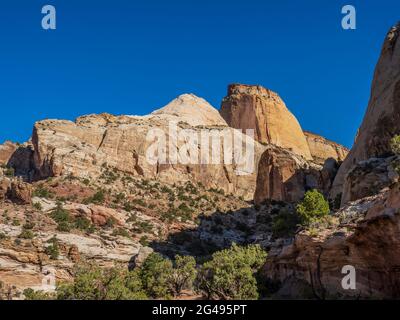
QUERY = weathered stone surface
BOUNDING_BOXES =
[0,178,10,202]
[220,84,313,160]
[254,146,331,204]
[264,184,400,299]
[151,94,227,127]
[6,179,32,205]
[332,23,400,201]
[31,95,265,200]
[131,246,154,268]
[0,141,17,166]
[304,131,349,165]
[341,156,400,204]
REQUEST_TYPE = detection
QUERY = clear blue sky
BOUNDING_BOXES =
[0,0,399,148]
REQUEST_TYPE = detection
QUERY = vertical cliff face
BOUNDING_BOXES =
[331,23,400,201]
[220,84,313,160]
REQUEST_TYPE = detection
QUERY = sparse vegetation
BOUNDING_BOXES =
[197,244,267,300]
[33,185,54,199]
[296,190,330,226]
[45,237,60,260]
[272,208,300,238]
[4,167,14,177]
[83,189,105,205]
[390,135,400,155]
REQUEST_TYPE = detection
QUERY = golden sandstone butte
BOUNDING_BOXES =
[220,84,313,160]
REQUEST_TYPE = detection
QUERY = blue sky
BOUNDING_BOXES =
[0,0,399,148]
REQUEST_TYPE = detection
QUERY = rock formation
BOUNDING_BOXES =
[151,94,227,127]
[304,131,349,165]
[254,146,338,204]
[264,184,400,299]
[220,84,313,160]
[0,141,17,166]
[220,84,349,203]
[331,23,400,202]
[263,23,400,300]
[30,95,265,200]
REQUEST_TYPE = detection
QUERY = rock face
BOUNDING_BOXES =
[220,84,313,160]
[341,156,399,204]
[0,141,17,166]
[304,132,349,165]
[151,94,227,127]
[254,146,337,204]
[31,95,265,200]
[264,184,400,299]
[6,179,32,205]
[331,23,400,202]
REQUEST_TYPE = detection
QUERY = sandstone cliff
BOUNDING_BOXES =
[220,84,313,160]
[31,94,265,200]
[304,131,349,165]
[262,23,400,299]
[331,23,400,202]
[0,141,17,166]
[254,146,338,204]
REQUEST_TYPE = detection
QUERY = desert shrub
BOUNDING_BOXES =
[33,185,54,199]
[23,288,54,300]
[139,235,149,246]
[45,237,60,260]
[105,217,117,229]
[4,167,14,177]
[390,135,400,155]
[132,198,146,207]
[170,255,197,296]
[272,208,300,238]
[196,243,267,300]
[33,202,42,211]
[0,232,7,240]
[112,227,131,238]
[74,216,94,233]
[123,202,134,212]
[50,203,73,232]
[90,190,106,204]
[23,222,35,230]
[57,264,147,300]
[139,253,173,299]
[296,190,330,226]
[18,229,35,239]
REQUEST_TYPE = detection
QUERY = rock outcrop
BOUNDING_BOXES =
[151,94,227,127]
[0,141,17,166]
[220,84,313,160]
[341,156,400,204]
[31,95,265,200]
[304,132,349,165]
[331,23,400,202]
[254,146,338,204]
[6,179,32,205]
[264,183,400,299]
